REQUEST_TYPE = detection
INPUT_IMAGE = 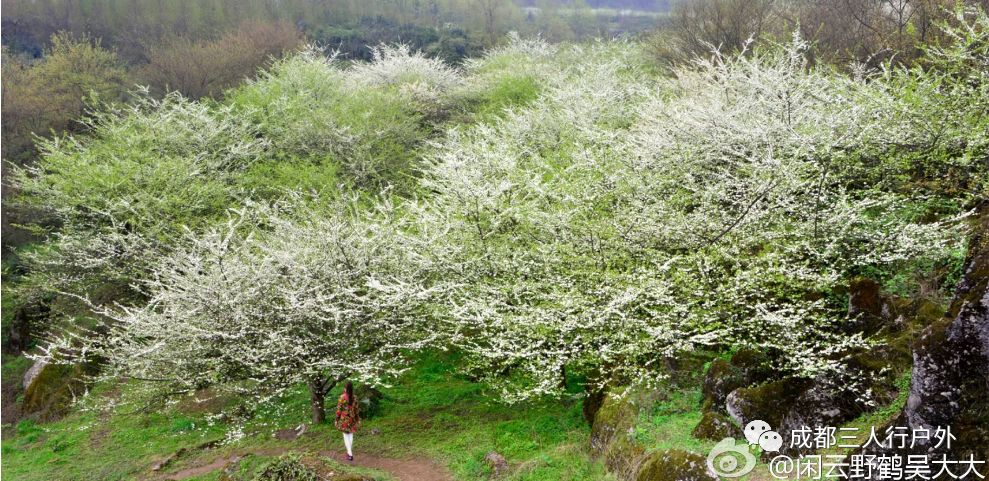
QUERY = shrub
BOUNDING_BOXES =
[253,454,318,481]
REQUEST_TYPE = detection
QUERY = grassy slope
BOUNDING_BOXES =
[2,354,611,481]
[0,355,915,481]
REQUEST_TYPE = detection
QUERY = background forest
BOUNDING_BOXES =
[2,1,988,481]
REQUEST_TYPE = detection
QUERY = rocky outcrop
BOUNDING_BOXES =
[725,378,813,430]
[590,389,727,481]
[714,277,950,457]
[852,209,989,470]
[700,359,744,412]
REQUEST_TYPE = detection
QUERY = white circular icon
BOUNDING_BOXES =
[706,438,757,478]
[744,419,772,445]
[758,430,783,452]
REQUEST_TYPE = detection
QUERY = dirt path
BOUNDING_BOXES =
[161,447,453,481]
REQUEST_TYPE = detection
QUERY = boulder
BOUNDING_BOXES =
[590,392,639,454]
[692,411,742,441]
[725,378,812,430]
[776,378,870,455]
[634,449,719,481]
[21,361,96,422]
[700,359,744,412]
[484,451,509,477]
[730,348,775,388]
[590,390,646,479]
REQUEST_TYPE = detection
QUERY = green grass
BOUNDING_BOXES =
[2,353,608,481]
[633,386,716,455]
[469,74,542,121]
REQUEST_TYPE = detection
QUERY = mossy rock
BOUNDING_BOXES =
[591,390,648,478]
[21,362,95,422]
[692,411,741,441]
[604,431,646,479]
[635,449,718,481]
[725,378,812,429]
[729,349,773,385]
[700,359,745,412]
[590,391,639,454]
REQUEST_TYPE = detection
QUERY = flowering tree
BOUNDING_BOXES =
[42,197,439,423]
[420,33,971,401]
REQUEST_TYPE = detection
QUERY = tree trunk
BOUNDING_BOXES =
[308,380,326,425]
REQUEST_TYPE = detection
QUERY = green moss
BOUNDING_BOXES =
[590,392,639,455]
[21,362,95,422]
[634,449,716,481]
[700,359,743,411]
[691,411,740,441]
[728,378,812,428]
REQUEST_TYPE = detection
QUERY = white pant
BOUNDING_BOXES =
[343,432,354,456]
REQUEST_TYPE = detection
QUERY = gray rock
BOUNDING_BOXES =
[23,358,48,390]
[484,451,509,477]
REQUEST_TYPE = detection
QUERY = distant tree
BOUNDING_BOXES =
[793,0,958,65]
[654,0,966,66]
[1,33,129,164]
[473,0,521,45]
[138,20,302,98]
[669,0,780,55]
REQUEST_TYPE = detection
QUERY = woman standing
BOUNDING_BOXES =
[334,381,361,461]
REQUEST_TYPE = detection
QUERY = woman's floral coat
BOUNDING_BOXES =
[334,393,361,433]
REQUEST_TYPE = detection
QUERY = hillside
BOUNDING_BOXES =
[3,7,989,481]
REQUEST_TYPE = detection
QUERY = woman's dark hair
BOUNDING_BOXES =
[345,381,354,406]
